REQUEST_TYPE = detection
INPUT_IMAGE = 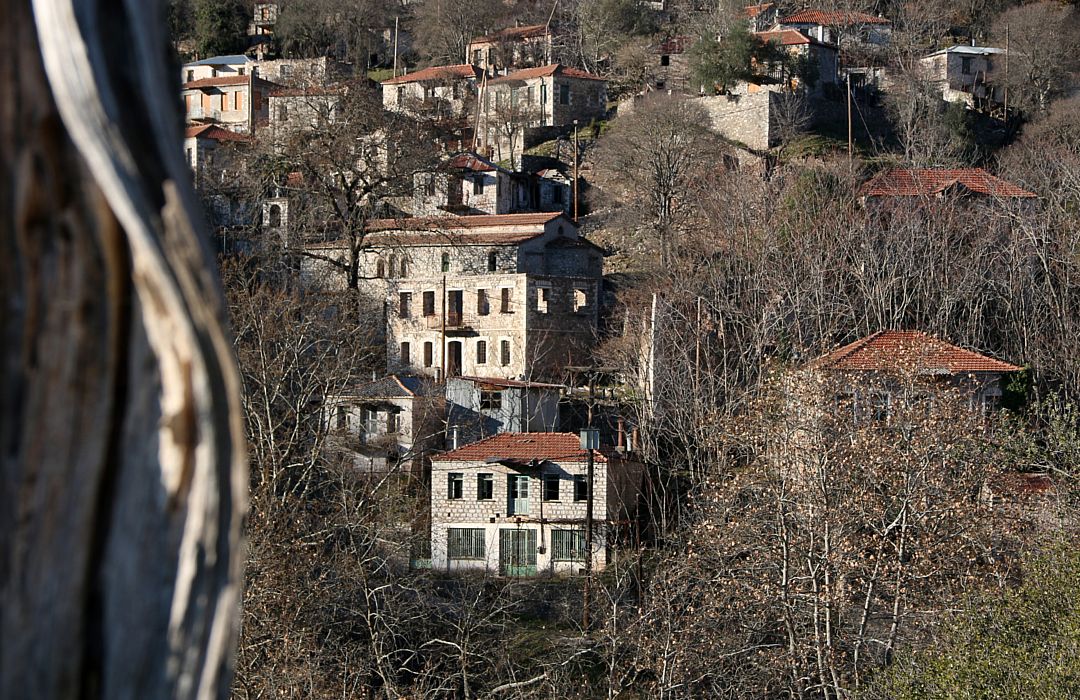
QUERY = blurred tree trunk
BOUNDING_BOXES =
[0,1,247,698]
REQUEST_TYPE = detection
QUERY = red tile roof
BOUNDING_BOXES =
[807,330,1022,374]
[437,432,610,463]
[782,9,891,25]
[183,124,250,142]
[382,64,482,85]
[755,29,832,47]
[489,64,606,84]
[744,3,776,19]
[860,168,1037,198]
[447,153,500,172]
[471,24,552,44]
[366,212,564,231]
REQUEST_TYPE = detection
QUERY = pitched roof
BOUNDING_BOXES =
[437,432,611,463]
[382,64,482,85]
[182,75,279,90]
[744,3,776,18]
[860,168,1037,198]
[185,55,253,67]
[923,45,1006,59]
[806,331,1022,374]
[471,24,552,44]
[447,152,501,172]
[489,64,606,84]
[346,374,427,399]
[366,212,565,231]
[456,376,565,390]
[183,124,250,142]
[781,9,891,26]
[755,29,833,48]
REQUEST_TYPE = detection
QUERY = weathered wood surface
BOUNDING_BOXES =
[0,1,248,698]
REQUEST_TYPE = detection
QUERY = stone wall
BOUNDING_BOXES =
[698,91,779,150]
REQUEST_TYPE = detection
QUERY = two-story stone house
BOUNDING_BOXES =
[753,29,839,89]
[381,64,483,121]
[429,432,644,576]
[477,64,607,166]
[918,46,1006,108]
[776,9,891,48]
[467,24,554,76]
[181,73,279,133]
[410,152,571,217]
[324,374,444,476]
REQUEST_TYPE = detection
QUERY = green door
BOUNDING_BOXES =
[500,529,537,576]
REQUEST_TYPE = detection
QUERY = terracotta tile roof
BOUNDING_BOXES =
[366,212,564,231]
[456,376,565,390]
[182,75,279,90]
[382,64,482,85]
[744,3,776,18]
[860,168,1037,198]
[653,35,693,54]
[471,24,551,44]
[489,64,605,84]
[183,124,250,141]
[755,29,831,47]
[361,231,547,247]
[782,9,891,25]
[806,330,1022,374]
[447,153,500,172]
[437,432,611,463]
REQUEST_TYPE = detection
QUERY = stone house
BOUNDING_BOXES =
[254,56,352,85]
[181,73,279,133]
[446,376,563,446]
[266,83,345,134]
[323,374,444,476]
[477,64,607,167]
[182,55,255,84]
[918,46,1006,108]
[803,330,1022,417]
[183,124,250,188]
[467,24,554,75]
[381,64,483,121]
[753,29,839,90]
[410,152,571,217]
[429,433,644,576]
[650,35,693,93]
[744,3,779,32]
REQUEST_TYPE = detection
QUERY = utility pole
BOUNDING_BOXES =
[392,16,399,79]
[572,119,579,222]
[1004,24,1010,119]
[846,72,853,171]
[580,428,599,631]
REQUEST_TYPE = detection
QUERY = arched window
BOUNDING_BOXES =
[441,252,450,273]
[399,257,408,278]
[487,251,498,272]
[376,259,385,278]
[387,255,397,279]
[268,203,281,228]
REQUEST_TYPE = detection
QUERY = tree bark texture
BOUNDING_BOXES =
[1,2,248,698]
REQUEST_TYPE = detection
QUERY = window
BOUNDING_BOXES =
[559,83,570,105]
[238,67,245,76]
[399,292,412,318]
[487,47,496,65]
[552,185,563,204]
[186,69,194,82]
[487,251,498,271]
[280,64,292,78]
[508,475,529,514]
[573,287,588,312]
[961,57,972,75]
[477,288,490,315]
[527,86,534,103]
[267,204,281,228]
[423,290,436,316]
[234,91,243,111]
[441,252,451,272]
[540,82,547,104]
[447,527,485,559]
[363,408,378,436]
[477,473,494,500]
[277,103,288,121]
[472,49,482,64]
[386,411,399,434]
[551,528,585,562]
[387,255,397,279]
[399,257,408,278]
[473,176,484,195]
[574,475,588,501]
[500,287,513,313]
[396,86,405,105]
[476,340,488,365]
[536,286,550,313]
[376,259,385,278]
[660,54,670,67]
[543,474,560,502]
[186,147,194,166]
[423,342,434,368]
[500,339,511,366]
[400,342,410,365]
[480,389,501,411]
[335,405,346,430]
[448,473,464,500]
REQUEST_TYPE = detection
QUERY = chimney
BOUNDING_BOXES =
[616,417,626,453]
[449,425,460,450]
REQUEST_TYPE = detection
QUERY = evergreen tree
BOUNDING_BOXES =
[194,0,249,58]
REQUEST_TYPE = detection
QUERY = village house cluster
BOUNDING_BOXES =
[179,3,1052,577]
